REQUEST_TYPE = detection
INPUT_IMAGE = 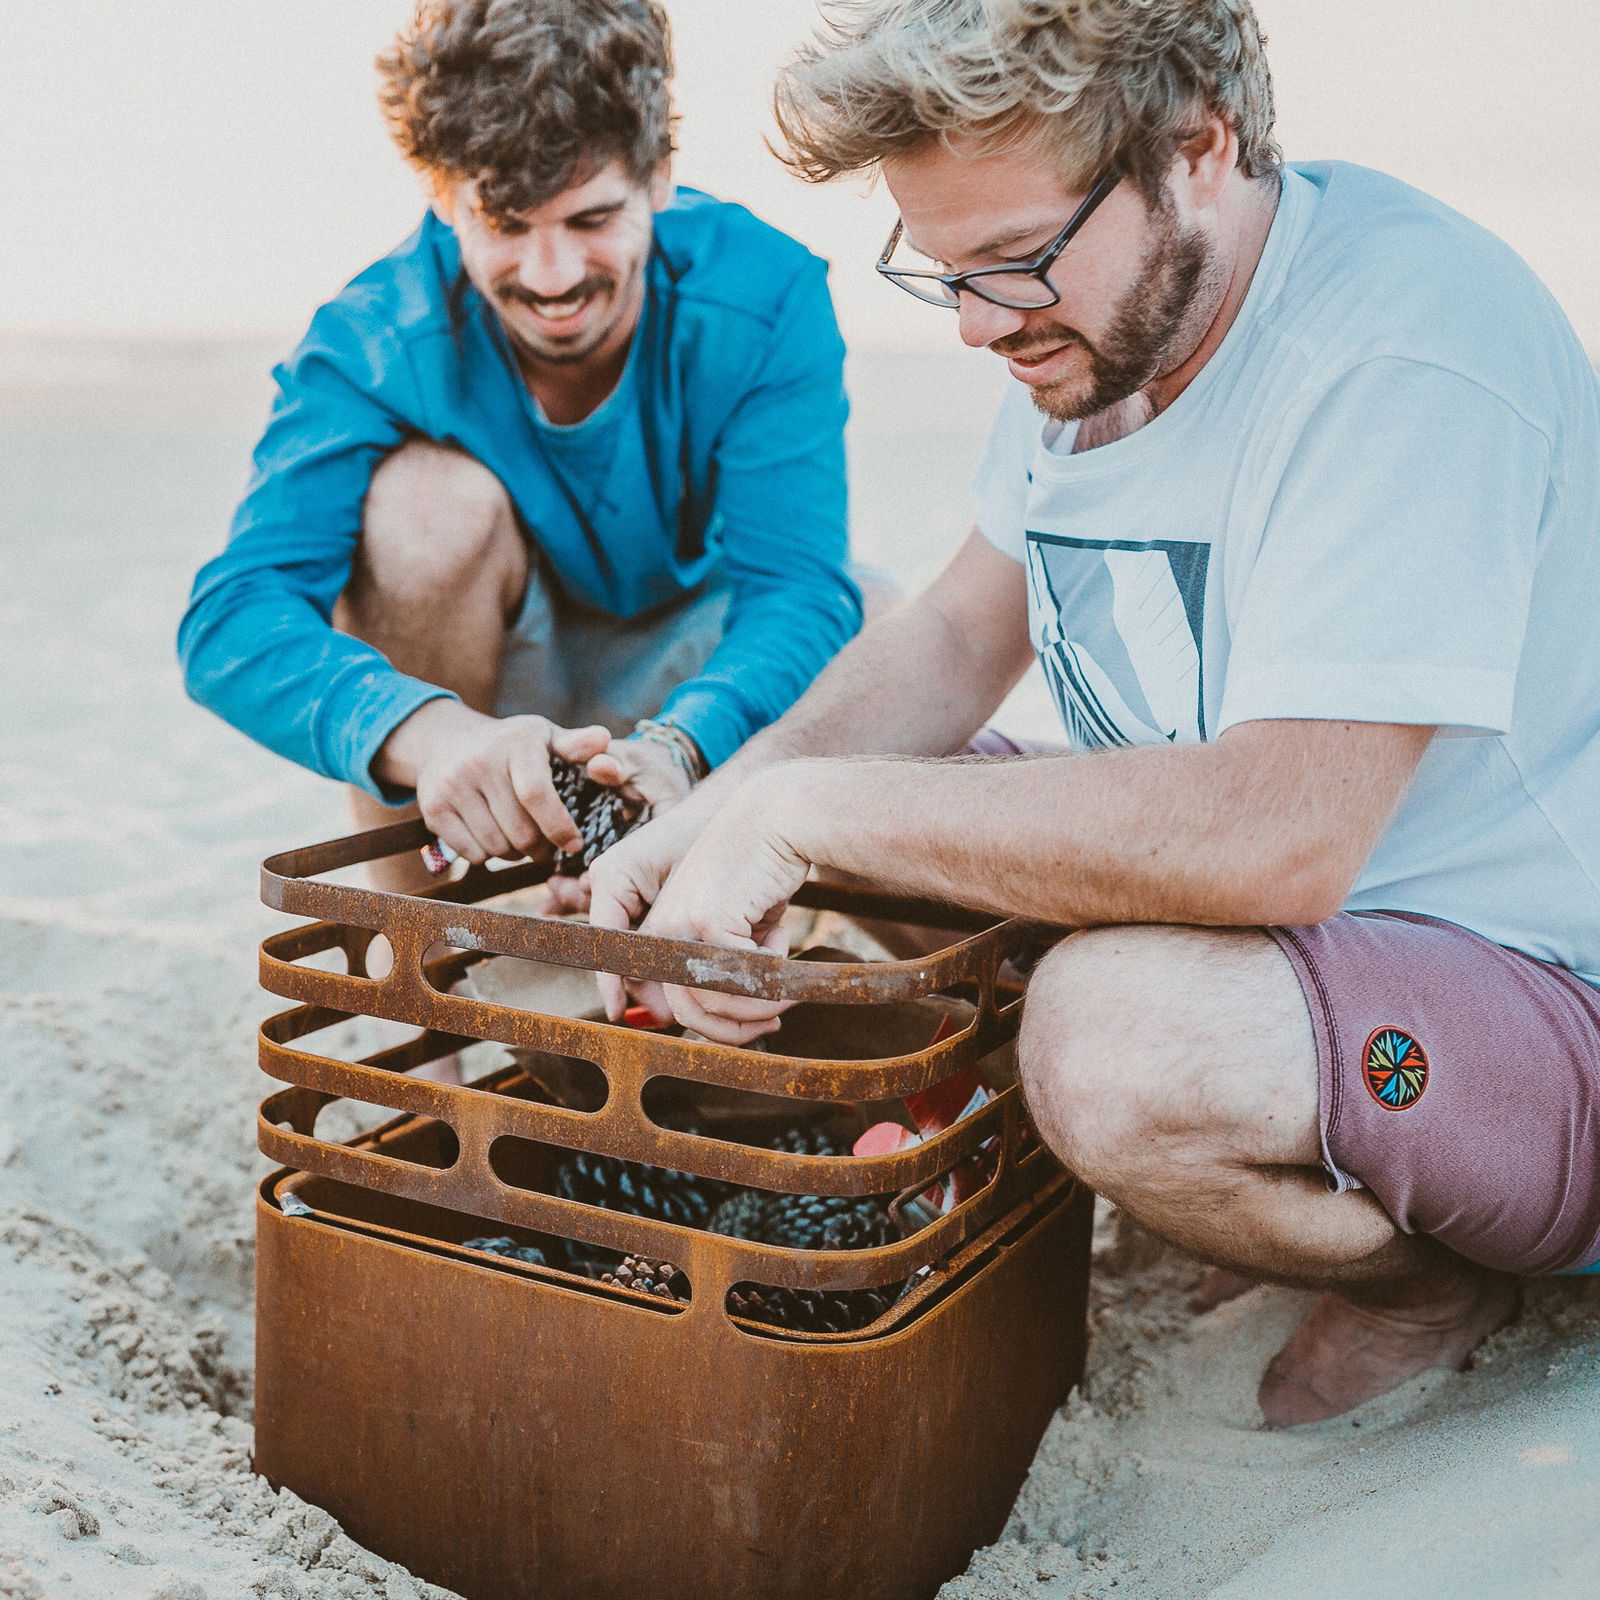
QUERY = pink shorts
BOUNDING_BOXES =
[1268,912,1600,1276]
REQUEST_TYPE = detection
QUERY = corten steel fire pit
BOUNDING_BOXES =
[253,819,1092,1600]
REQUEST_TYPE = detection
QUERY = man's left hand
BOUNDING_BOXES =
[635,768,816,1043]
[586,733,695,812]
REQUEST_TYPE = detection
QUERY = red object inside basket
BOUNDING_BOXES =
[623,1004,669,1031]
[853,1013,996,1220]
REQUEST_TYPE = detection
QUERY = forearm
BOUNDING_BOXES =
[712,584,1029,797]
[179,580,448,794]
[372,696,479,788]
[757,722,1431,929]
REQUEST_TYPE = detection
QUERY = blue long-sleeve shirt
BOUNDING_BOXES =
[178,189,861,797]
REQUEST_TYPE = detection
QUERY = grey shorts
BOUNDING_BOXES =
[493,558,730,734]
[1268,911,1600,1276]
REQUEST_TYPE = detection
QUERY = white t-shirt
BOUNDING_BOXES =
[975,162,1600,984]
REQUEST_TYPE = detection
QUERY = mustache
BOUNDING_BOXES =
[495,275,615,311]
[989,327,1086,362]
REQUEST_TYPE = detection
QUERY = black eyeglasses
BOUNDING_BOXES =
[876,169,1122,310]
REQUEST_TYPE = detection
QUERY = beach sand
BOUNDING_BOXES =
[1,336,1596,1599]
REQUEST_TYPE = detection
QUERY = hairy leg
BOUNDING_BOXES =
[334,440,528,892]
[1019,924,1517,1425]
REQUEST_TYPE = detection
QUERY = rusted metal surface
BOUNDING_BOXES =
[256,1169,1092,1600]
[254,823,1088,1600]
[261,818,1045,1003]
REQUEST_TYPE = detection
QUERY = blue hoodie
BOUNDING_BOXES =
[178,189,860,797]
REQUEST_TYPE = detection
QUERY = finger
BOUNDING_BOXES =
[645,917,791,1029]
[585,743,642,789]
[588,755,630,793]
[449,793,515,863]
[597,977,627,1021]
[427,801,497,866]
[600,975,674,1026]
[548,723,613,765]
[481,771,543,860]
[505,740,584,854]
[422,806,483,870]
[685,989,793,1025]
[587,742,685,809]
[588,862,660,1022]
[663,983,786,1045]
[543,874,590,915]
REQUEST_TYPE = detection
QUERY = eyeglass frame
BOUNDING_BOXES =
[875,167,1123,310]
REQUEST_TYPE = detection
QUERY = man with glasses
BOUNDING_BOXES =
[590,0,1600,1429]
[179,0,864,889]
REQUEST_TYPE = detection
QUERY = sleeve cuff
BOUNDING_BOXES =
[653,684,752,772]
[1216,662,1516,738]
[313,665,460,802]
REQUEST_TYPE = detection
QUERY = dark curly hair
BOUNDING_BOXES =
[377,0,676,228]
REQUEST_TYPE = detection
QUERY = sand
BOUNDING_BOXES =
[2,336,1598,1599]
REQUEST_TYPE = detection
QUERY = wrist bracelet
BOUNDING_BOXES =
[627,718,708,784]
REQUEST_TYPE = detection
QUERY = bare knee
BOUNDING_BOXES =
[1017,925,1312,1188]
[357,440,524,604]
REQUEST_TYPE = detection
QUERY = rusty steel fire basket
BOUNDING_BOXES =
[253,820,1092,1600]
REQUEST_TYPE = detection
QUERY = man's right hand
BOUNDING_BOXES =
[375,697,611,865]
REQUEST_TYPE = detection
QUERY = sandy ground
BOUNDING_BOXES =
[1,336,1597,1599]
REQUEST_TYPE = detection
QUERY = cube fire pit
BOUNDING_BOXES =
[252,820,1091,1600]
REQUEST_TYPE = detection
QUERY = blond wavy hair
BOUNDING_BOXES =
[774,0,1279,197]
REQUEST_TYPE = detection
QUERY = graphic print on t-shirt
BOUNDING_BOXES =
[1025,532,1210,748]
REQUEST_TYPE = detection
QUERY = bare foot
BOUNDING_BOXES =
[1189,1267,1256,1314]
[1259,1276,1520,1427]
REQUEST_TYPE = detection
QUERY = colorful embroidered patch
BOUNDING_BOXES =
[1363,1027,1429,1110]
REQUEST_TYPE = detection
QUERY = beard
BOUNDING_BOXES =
[997,195,1218,424]
[491,269,635,368]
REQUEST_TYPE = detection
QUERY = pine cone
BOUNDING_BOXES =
[707,1187,772,1241]
[768,1124,848,1158]
[463,1235,548,1267]
[820,1206,901,1252]
[729,1283,900,1335]
[554,1149,729,1228]
[549,755,635,875]
[602,1255,689,1301]
[758,1192,899,1253]
[707,1130,890,1246]
[711,1177,902,1333]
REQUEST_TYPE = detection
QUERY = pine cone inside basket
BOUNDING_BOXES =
[758,1192,900,1253]
[462,1235,548,1267]
[767,1124,848,1158]
[602,1255,690,1301]
[728,1282,902,1335]
[707,1136,905,1334]
[554,1148,731,1228]
[703,1186,770,1241]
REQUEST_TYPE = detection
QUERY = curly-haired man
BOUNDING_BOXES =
[590,0,1600,1426]
[180,0,865,886]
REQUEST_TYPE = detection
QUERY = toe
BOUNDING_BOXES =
[1258,1348,1344,1428]
[1189,1267,1255,1314]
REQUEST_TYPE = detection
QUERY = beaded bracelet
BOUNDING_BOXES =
[626,718,708,785]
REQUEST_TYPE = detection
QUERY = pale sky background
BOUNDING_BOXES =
[2,0,1597,351]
